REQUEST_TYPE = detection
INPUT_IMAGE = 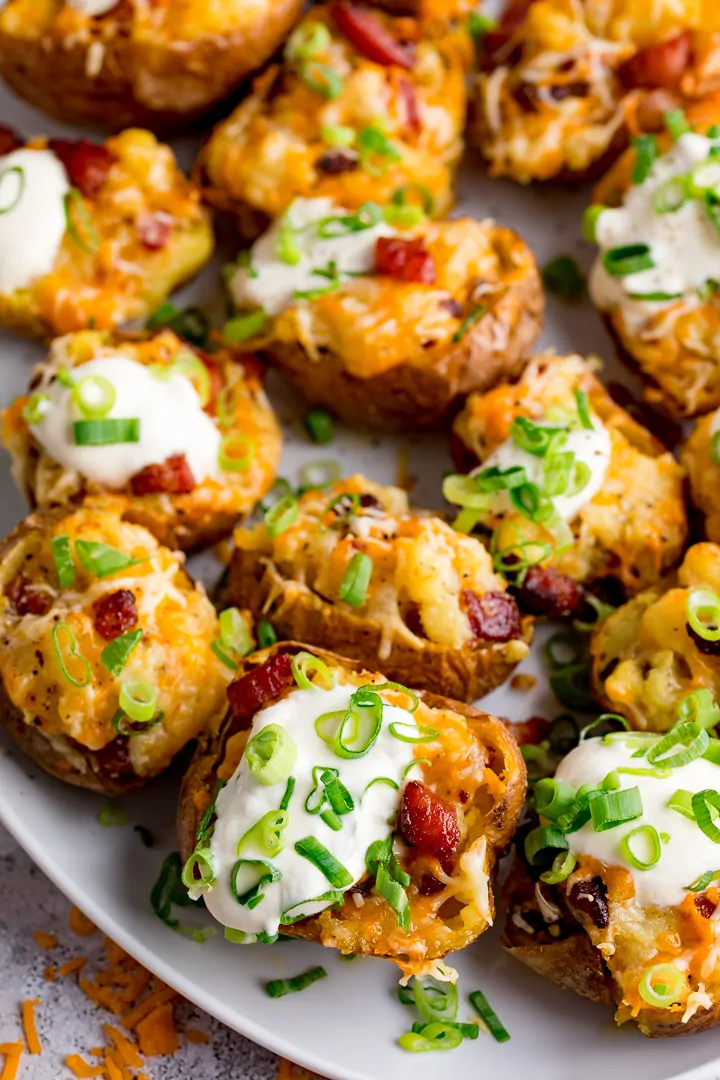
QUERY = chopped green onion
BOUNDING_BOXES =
[286,21,331,60]
[112,706,163,737]
[679,689,720,731]
[574,389,593,430]
[469,10,497,38]
[304,409,334,445]
[582,204,606,243]
[275,218,303,265]
[652,172,690,215]
[321,123,355,147]
[392,184,434,215]
[22,392,51,425]
[382,203,426,226]
[442,474,490,509]
[73,418,139,445]
[399,1023,463,1053]
[358,124,402,174]
[534,778,577,821]
[300,61,344,99]
[279,776,295,812]
[266,967,327,998]
[411,1020,478,1040]
[211,641,239,671]
[468,990,510,1043]
[315,688,383,759]
[317,202,382,238]
[295,836,353,887]
[75,540,142,579]
[542,255,585,301]
[700,279,720,302]
[51,623,91,688]
[150,851,194,928]
[291,650,335,690]
[510,416,565,457]
[119,680,156,723]
[218,607,254,659]
[154,350,211,407]
[265,495,299,538]
[371,680,419,712]
[646,721,709,768]
[72,375,116,420]
[280,891,344,924]
[590,786,643,831]
[305,765,354,820]
[338,552,372,606]
[602,244,654,276]
[257,620,277,649]
[580,713,630,740]
[375,861,410,931]
[685,870,720,892]
[56,367,76,389]
[246,724,298,786]
[218,433,254,472]
[539,850,577,884]
[688,159,720,197]
[628,290,682,301]
[668,788,696,821]
[631,134,658,184]
[476,465,528,493]
[146,303,211,348]
[452,305,485,343]
[50,535,75,589]
[237,809,289,858]
[524,823,569,865]
[705,189,720,236]
[0,164,24,214]
[195,778,227,845]
[410,977,458,1023]
[692,789,720,842]
[638,963,684,1008]
[98,802,127,827]
[664,109,690,139]
[389,722,437,743]
[230,858,281,906]
[510,482,554,523]
[298,459,340,491]
[181,845,214,893]
[557,787,602,833]
[64,187,100,254]
[621,824,661,870]
[100,629,142,677]
[687,588,720,641]
[224,310,269,342]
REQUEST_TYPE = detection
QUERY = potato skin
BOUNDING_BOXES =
[178,642,526,974]
[0,0,303,132]
[680,413,720,542]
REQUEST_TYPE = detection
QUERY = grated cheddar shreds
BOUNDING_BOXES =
[0,1042,23,1080]
[21,998,41,1054]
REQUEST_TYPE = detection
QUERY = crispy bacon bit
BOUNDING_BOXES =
[502,715,552,746]
[375,236,436,283]
[226,653,295,721]
[419,873,445,896]
[511,566,582,619]
[569,878,609,929]
[462,589,522,643]
[399,77,421,132]
[6,575,52,616]
[330,4,414,69]
[399,780,460,860]
[695,894,717,919]
[47,139,115,198]
[619,32,692,89]
[317,149,359,175]
[92,589,138,641]
[130,454,196,496]
[137,211,174,251]
[0,124,21,156]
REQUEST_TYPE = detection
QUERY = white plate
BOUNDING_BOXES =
[1,84,720,1080]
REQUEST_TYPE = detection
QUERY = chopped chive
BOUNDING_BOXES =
[100,629,142,677]
[469,990,510,1042]
[542,255,585,301]
[294,837,353,887]
[265,967,327,998]
[50,535,75,588]
[452,305,485,342]
[631,134,658,184]
[73,418,140,446]
[257,619,277,649]
[304,409,335,445]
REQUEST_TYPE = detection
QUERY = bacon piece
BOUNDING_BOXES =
[317,149,359,174]
[399,77,421,133]
[480,0,530,68]
[130,454,196,496]
[47,139,115,198]
[399,780,460,860]
[375,236,436,283]
[618,32,692,89]
[226,653,295,722]
[502,715,552,747]
[6,575,52,616]
[330,4,413,69]
[137,211,174,251]
[695,894,717,919]
[92,589,138,641]
[511,566,582,618]
[462,589,522,642]
[0,124,21,156]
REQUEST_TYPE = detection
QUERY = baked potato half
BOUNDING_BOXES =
[589,94,720,420]
[226,197,543,430]
[228,473,532,702]
[0,503,231,794]
[178,643,526,977]
[193,4,471,240]
[681,414,720,542]
[469,0,720,184]
[0,0,303,132]
[0,125,213,341]
[2,329,282,553]
[503,721,720,1036]
[591,543,720,732]
[447,351,688,616]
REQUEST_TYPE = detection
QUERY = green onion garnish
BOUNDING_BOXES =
[218,433,254,472]
[230,857,281,907]
[358,124,402,175]
[64,187,100,254]
[265,967,327,998]
[280,890,344,924]
[265,494,299,538]
[375,862,410,931]
[291,650,335,691]
[275,218,303,266]
[590,786,643,831]
[411,1020,478,1040]
[286,20,331,60]
[218,607,254,661]
[112,706,163,737]
[317,202,382,238]
[300,61,344,99]
[400,1023,463,1052]
[469,10,497,38]
[338,552,372,606]
[73,418,139,446]
[687,588,720,642]
[304,409,334,445]
[0,164,24,215]
[75,540,143,579]
[621,824,661,870]
[50,535,75,588]
[646,721,709,768]
[52,622,91,687]
[628,291,682,301]
[22,392,51,425]
[388,722,437,743]
[631,134,658,184]
[700,279,720,302]
[534,778,577,821]
[119,680,157,723]
[195,778,227,845]
[602,244,654,277]
[452,305,485,343]
[652,174,689,215]
[468,989,511,1042]
[510,415,564,456]
[638,963,683,1008]
[150,851,194,928]
[539,850,577,884]
[257,620,277,649]
[664,109,690,140]
[98,802,127,827]
[392,184,435,215]
[100,628,142,677]
[150,350,211,407]
[692,789,720,841]
[382,203,426,226]
[181,845,214,893]
[56,367,76,388]
[582,204,606,243]
[510,482,554,523]
[146,303,211,348]
[315,687,383,759]
[685,869,720,892]
[72,375,116,420]
[279,776,295,812]
[223,310,269,342]
[321,123,355,147]
[667,788,696,821]
[246,724,298,786]
[294,836,353,887]
[237,809,289,858]
[411,977,458,1023]
[524,823,569,865]
[542,255,585,301]
[679,688,720,731]
[574,389,593,430]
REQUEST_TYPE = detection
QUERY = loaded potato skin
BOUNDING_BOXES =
[228,474,532,702]
[591,543,720,732]
[178,643,526,976]
[0,503,230,794]
[681,415,720,542]
[448,351,688,613]
[194,4,471,239]
[0,0,304,133]
[469,0,720,184]
[0,124,213,340]
[2,329,282,553]
[228,198,543,430]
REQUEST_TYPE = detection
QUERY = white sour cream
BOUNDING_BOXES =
[66,0,119,15]
[0,149,69,295]
[590,133,720,317]
[474,422,611,523]
[204,682,419,938]
[230,197,397,317]
[556,736,720,908]
[30,354,222,489]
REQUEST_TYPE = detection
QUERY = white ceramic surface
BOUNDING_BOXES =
[2,81,720,1080]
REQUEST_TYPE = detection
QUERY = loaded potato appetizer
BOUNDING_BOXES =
[589,94,720,419]
[0,503,232,794]
[179,643,526,976]
[470,0,720,184]
[681,414,720,542]
[2,329,282,553]
[592,543,720,732]
[194,3,471,239]
[504,714,720,1035]
[226,196,543,429]
[0,124,213,340]
[447,351,688,617]
[0,0,303,132]
[228,474,532,703]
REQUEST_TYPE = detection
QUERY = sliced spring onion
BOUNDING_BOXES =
[300,61,344,99]
[64,187,100,253]
[704,189,720,236]
[580,713,630,740]
[51,623,91,688]
[688,159,720,196]
[574,389,593,430]
[246,724,298,786]
[582,204,606,243]
[338,552,372,606]
[112,706,162,737]
[146,303,211,348]
[542,255,585,301]
[442,474,490,509]
[0,164,24,214]
[22,392,51,424]
[468,990,511,1042]
[469,10,497,37]
[100,629,142,677]
[304,409,334,445]
[286,20,331,60]
[451,305,485,343]
[411,1020,478,1040]
[412,977,458,1023]
[392,184,435,215]
[510,415,564,456]
[602,244,654,276]
[628,290,682,301]
[646,721,709,768]
[638,963,684,1008]
[280,891,345,924]
[399,1023,463,1053]
[291,650,334,691]
[691,789,720,841]
[237,809,289,858]
[74,540,142,579]
[217,607,254,660]
[181,845,214,893]
[266,966,328,999]
[358,124,402,175]
[119,680,157,724]
[321,123,355,147]
[631,134,658,185]
[98,802,127,827]
[298,459,341,491]
[73,418,139,446]
[652,173,689,214]
[621,824,661,870]
[476,465,528,493]
[524,824,569,866]
[195,778,227,844]
[664,109,690,139]
[667,788,696,821]
[265,494,298,538]
[317,202,382,238]
[305,765,354,819]
[534,778,577,822]
[257,620,277,649]
[275,218,302,265]
[218,433,254,472]
[230,858,281,907]
[294,837,353,888]
[56,367,76,389]
[150,851,193,928]
[50,535,75,588]
[590,786,643,831]
[211,640,239,671]
[72,375,116,420]
[510,482,554,523]
[315,689,383,759]
[557,787,602,833]
[279,776,296,812]
[700,279,720,302]
[389,722,438,743]
[370,681,419,712]
[687,588,720,641]
[539,850,577,885]
[158,350,211,406]
[685,869,720,892]
[224,310,269,342]
[375,861,410,932]
[382,203,426,226]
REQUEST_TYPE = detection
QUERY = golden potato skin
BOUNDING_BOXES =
[0,0,303,132]
[194,5,471,239]
[591,543,720,731]
[2,330,282,553]
[261,217,543,430]
[592,93,720,420]
[0,128,213,341]
[178,643,526,976]
[229,474,532,702]
[0,503,230,794]
[451,351,688,594]
[681,413,720,541]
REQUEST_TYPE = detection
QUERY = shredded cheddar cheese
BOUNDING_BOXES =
[21,999,41,1055]
[0,1042,23,1080]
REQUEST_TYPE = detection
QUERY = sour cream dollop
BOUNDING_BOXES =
[0,149,69,294]
[30,354,222,489]
[556,735,720,908]
[590,133,720,320]
[203,681,419,939]
[231,197,397,317]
